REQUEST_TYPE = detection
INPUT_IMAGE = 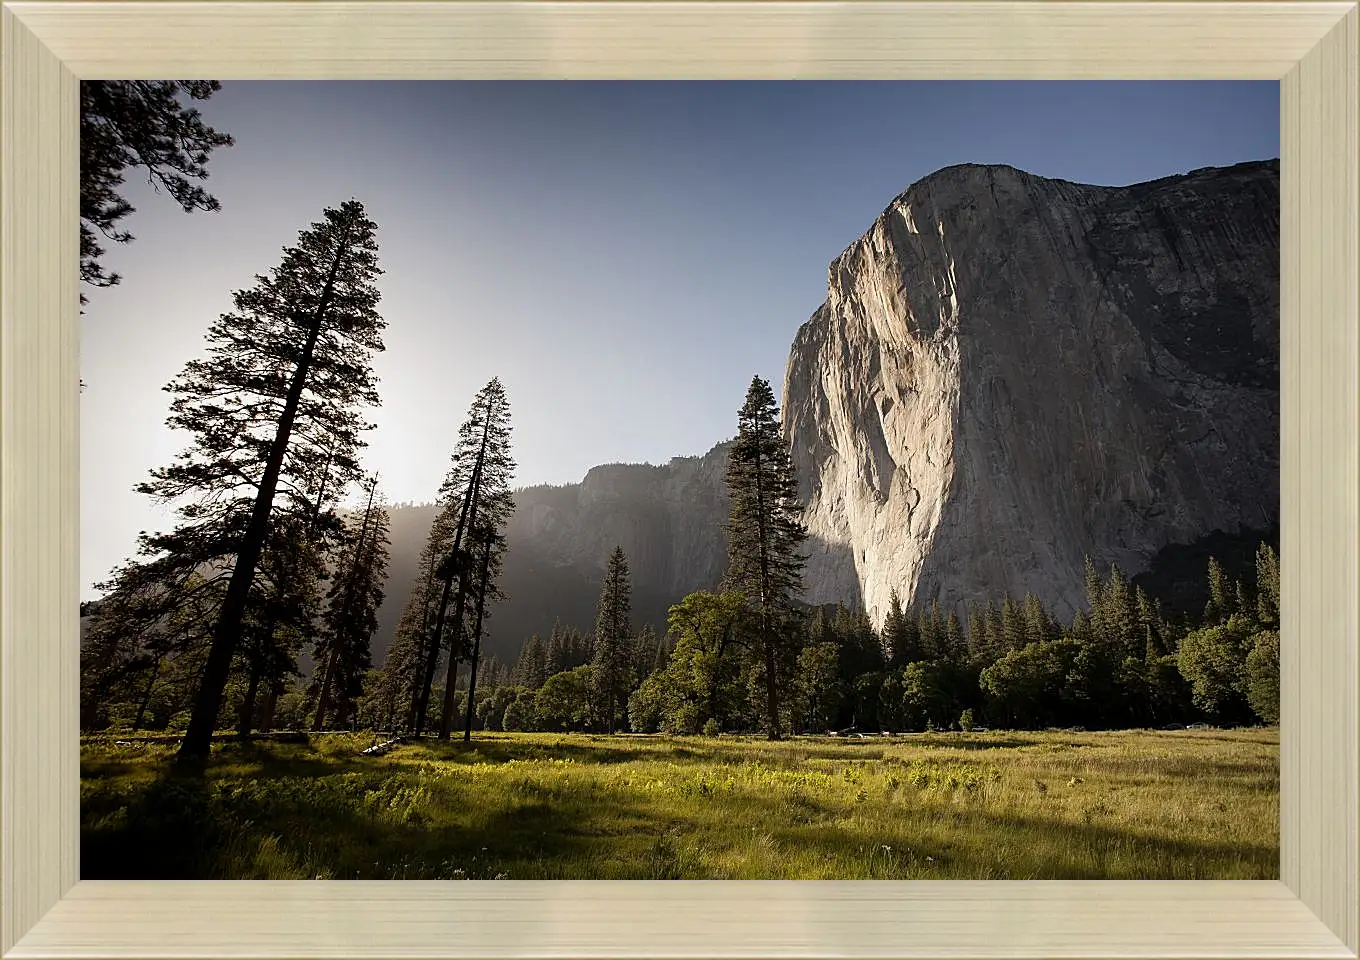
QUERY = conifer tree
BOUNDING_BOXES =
[1205,557,1232,624]
[1256,543,1280,626]
[944,610,964,658]
[632,624,662,682]
[723,375,808,740]
[546,622,569,676]
[380,502,460,731]
[919,608,941,660]
[1134,586,1163,657]
[411,379,515,739]
[145,200,384,760]
[593,546,635,734]
[312,478,391,730]
[1001,594,1026,652]
[1101,564,1138,657]
[1022,593,1057,647]
[516,635,549,689]
[81,81,234,298]
[882,590,920,666]
[966,605,987,659]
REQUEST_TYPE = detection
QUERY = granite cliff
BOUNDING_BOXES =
[784,159,1279,623]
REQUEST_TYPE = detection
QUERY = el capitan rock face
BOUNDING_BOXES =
[784,159,1279,624]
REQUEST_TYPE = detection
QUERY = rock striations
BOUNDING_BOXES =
[784,159,1279,624]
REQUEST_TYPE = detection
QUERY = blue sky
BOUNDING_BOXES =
[81,80,1279,597]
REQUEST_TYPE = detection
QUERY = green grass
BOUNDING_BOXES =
[81,728,1278,880]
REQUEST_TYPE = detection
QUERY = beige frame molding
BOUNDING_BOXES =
[1,2,1356,957]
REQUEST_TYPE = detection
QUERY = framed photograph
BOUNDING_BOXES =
[2,1,1356,958]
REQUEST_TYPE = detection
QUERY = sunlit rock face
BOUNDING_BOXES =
[783,160,1280,625]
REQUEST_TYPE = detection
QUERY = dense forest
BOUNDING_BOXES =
[77,81,1281,754]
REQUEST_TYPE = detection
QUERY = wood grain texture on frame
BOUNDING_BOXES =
[0,2,1355,958]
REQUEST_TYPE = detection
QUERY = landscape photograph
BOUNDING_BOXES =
[79,80,1281,881]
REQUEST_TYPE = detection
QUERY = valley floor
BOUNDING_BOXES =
[81,728,1278,880]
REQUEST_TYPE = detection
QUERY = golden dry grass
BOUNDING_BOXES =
[80,727,1278,880]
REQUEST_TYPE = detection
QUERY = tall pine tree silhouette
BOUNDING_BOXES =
[592,547,634,734]
[723,375,808,740]
[171,200,385,760]
[409,379,515,738]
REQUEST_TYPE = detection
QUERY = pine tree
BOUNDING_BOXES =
[80,81,234,299]
[1256,543,1280,626]
[966,605,987,659]
[723,375,808,740]
[632,624,662,681]
[408,380,515,740]
[593,546,634,735]
[1022,593,1056,647]
[944,611,964,659]
[1133,586,1163,657]
[1001,594,1026,652]
[377,506,456,733]
[1101,564,1138,657]
[1084,556,1104,610]
[170,201,384,760]
[984,602,1005,655]
[882,590,920,666]
[312,478,391,730]
[546,621,569,676]
[1205,557,1232,624]
[516,635,548,689]
[918,609,940,661]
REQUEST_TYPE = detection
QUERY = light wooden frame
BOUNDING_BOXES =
[1,1,1355,957]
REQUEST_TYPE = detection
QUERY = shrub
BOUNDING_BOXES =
[627,671,670,733]
[535,666,596,732]
[501,691,540,732]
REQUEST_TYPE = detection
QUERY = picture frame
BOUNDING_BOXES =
[1,2,1355,957]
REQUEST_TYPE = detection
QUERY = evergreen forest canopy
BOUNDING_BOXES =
[78,82,1281,760]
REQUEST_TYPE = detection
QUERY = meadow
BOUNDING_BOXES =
[81,728,1278,881]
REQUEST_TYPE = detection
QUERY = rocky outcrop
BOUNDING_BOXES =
[784,159,1280,624]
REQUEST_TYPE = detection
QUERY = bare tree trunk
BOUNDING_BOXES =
[438,575,476,740]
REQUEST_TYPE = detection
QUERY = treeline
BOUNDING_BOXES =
[403,541,1279,738]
